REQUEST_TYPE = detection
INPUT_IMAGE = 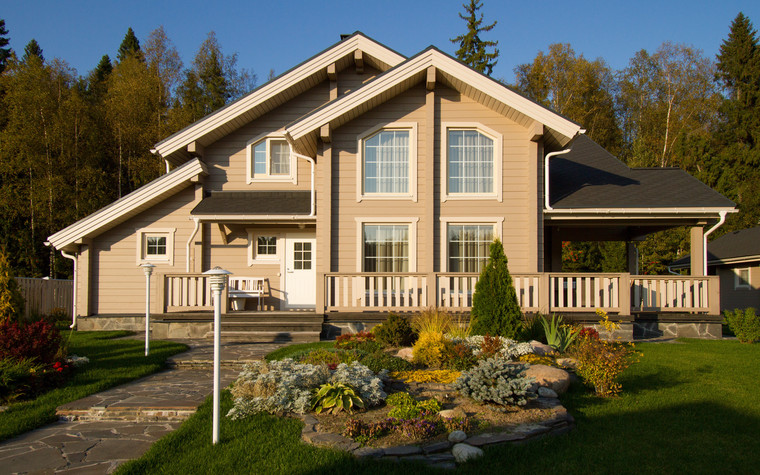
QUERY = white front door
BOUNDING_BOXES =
[284,233,316,308]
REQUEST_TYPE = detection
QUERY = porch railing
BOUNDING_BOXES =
[324,272,719,315]
[158,273,223,313]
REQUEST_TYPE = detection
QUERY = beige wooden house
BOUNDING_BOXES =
[48,33,736,341]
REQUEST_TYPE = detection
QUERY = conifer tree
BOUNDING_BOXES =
[450,0,499,76]
[470,239,522,339]
[0,19,10,74]
[117,27,141,62]
[22,39,43,63]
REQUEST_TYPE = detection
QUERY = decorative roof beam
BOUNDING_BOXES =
[320,124,331,143]
[426,66,436,91]
[187,141,204,158]
[354,50,364,74]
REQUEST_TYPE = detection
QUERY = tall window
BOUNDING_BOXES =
[447,129,494,194]
[735,268,751,290]
[363,224,409,272]
[448,224,493,272]
[363,130,409,194]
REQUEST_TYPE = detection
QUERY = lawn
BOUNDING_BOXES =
[0,330,187,442]
[117,339,760,474]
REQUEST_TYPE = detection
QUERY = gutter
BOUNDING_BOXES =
[703,211,727,276]
[544,148,571,210]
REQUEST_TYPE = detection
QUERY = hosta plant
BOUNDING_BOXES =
[311,382,365,414]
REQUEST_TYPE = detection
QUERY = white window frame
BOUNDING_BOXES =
[136,228,176,266]
[246,230,282,266]
[245,133,297,184]
[355,217,418,272]
[441,123,502,202]
[356,122,418,202]
[734,267,751,290]
[439,217,504,272]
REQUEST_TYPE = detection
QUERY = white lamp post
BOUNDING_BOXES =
[141,263,155,357]
[203,266,231,445]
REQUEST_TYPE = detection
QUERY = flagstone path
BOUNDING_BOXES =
[0,339,285,474]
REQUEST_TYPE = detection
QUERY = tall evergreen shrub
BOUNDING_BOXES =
[471,239,522,338]
[0,248,25,323]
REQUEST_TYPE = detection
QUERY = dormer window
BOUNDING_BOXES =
[246,135,297,184]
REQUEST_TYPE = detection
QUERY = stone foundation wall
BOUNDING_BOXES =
[76,316,212,339]
[633,321,722,339]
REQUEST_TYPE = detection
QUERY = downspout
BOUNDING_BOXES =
[164,159,171,174]
[186,217,201,273]
[60,251,78,328]
[544,148,572,210]
[702,210,727,276]
[290,151,316,217]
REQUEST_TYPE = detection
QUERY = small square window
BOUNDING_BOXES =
[257,236,277,257]
[136,228,174,265]
[735,268,751,290]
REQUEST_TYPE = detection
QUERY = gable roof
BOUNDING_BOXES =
[153,32,405,164]
[47,158,207,252]
[284,47,583,156]
[550,135,736,211]
[670,226,760,269]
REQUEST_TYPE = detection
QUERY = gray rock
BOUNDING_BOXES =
[448,430,467,443]
[439,407,466,419]
[556,357,578,370]
[530,340,554,356]
[538,386,559,398]
[524,364,571,394]
[353,447,384,458]
[383,445,422,456]
[422,440,451,454]
[451,443,484,463]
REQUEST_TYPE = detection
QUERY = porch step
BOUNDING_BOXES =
[221,321,322,332]
[220,330,321,344]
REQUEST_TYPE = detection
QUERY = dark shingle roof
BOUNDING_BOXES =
[670,226,760,268]
[191,191,312,216]
[550,135,735,209]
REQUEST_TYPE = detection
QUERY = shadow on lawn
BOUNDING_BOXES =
[298,401,760,474]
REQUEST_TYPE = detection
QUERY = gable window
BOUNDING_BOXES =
[735,268,751,290]
[246,136,296,184]
[363,224,409,272]
[136,228,175,265]
[448,224,494,272]
[442,124,502,201]
[357,123,417,201]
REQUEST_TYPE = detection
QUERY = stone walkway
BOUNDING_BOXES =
[0,339,286,474]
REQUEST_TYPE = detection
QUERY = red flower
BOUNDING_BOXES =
[53,362,61,369]
[56,367,63,372]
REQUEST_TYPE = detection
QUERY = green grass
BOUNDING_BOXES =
[264,341,335,361]
[117,340,760,474]
[0,331,187,442]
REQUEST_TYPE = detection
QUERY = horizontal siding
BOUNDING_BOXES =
[92,186,199,314]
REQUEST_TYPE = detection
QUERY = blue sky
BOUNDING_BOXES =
[3,0,760,84]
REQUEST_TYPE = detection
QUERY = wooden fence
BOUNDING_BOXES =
[15,277,73,319]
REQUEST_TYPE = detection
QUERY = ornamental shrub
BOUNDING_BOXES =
[375,313,417,348]
[310,382,364,414]
[412,308,454,335]
[453,357,536,407]
[0,319,63,364]
[335,331,376,350]
[724,308,760,343]
[0,358,45,403]
[385,391,441,419]
[571,336,639,397]
[412,331,448,367]
[299,348,360,367]
[358,350,413,373]
[470,239,522,339]
[0,249,24,323]
[440,341,477,370]
[452,335,534,360]
[389,369,461,384]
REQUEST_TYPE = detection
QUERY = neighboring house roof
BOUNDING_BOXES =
[152,32,405,165]
[670,226,760,269]
[549,135,736,212]
[47,159,208,252]
[191,191,312,219]
[285,47,583,156]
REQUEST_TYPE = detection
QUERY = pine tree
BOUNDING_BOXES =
[0,19,10,74]
[450,0,499,76]
[117,27,141,62]
[22,39,43,63]
[470,239,522,339]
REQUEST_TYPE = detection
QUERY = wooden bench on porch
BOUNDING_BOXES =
[228,277,266,311]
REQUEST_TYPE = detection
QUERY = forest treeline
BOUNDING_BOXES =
[1,12,759,278]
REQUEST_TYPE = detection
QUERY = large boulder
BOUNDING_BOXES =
[529,340,554,356]
[524,364,571,394]
[448,430,467,443]
[452,443,484,463]
[395,347,414,361]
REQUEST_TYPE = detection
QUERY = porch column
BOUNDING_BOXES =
[626,242,639,275]
[548,227,563,272]
[423,72,436,305]
[690,226,705,277]
[315,142,332,313]
[77,241,92,316]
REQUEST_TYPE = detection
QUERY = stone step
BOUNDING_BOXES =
[166,359,258,370]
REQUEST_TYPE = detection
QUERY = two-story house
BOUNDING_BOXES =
[48,33,735,341]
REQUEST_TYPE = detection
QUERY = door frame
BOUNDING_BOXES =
[282,232,317,310]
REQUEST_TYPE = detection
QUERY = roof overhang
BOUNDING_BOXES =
[285,48,582,157]
[47,158,208,253]
[545,207,737,221]
[152,33,405,164]
[191,215,317,223]
[670,255,760,270]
